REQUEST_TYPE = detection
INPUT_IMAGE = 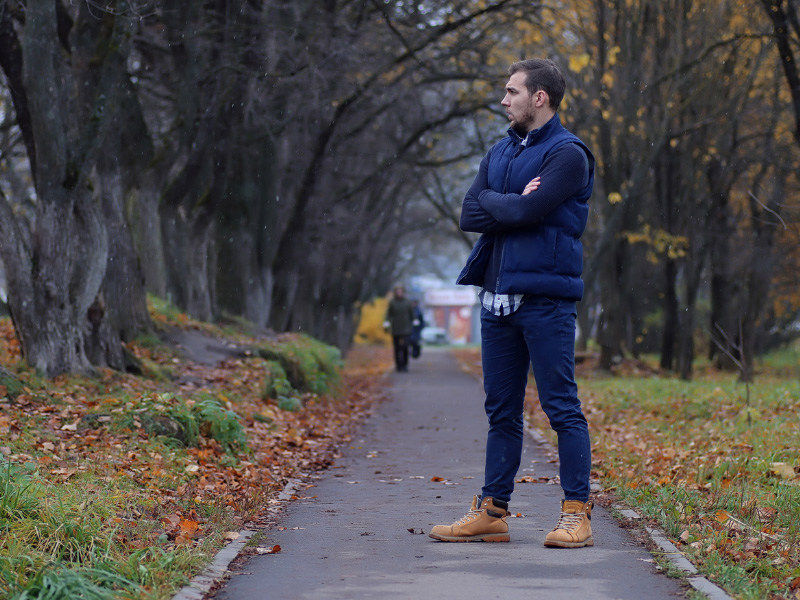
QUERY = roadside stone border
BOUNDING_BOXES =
[526,423,732,600]
[171,478,304,600]
[171,530,256,600]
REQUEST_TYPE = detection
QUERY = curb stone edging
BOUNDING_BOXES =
[524,424,733,600]
[171,530,256,600]
[644,526,733,600]
[171,478,305,600]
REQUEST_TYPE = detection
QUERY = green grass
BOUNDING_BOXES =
[564,357,800,600]
[0,298,358,600]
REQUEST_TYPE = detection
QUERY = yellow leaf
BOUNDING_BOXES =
[568,53,591,73]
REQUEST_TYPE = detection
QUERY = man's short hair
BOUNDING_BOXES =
[508,59,566,111]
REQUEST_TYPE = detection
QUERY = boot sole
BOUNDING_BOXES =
[428,533,510,543]
[543,537,594,548]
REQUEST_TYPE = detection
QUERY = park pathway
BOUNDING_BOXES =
[211,348,687,599]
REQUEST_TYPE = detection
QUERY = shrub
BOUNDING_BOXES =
[193,397,247,454]
[124,393,246,454]
[262,360,293,400]
[257,334,342,396]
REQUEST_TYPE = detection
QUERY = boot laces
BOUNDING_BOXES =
[455,507,482,526]
[553,511,583,532]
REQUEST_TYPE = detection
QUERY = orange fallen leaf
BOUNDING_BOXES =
[716,510,730,524]
[178,518,200,536]
[430,476,444,482]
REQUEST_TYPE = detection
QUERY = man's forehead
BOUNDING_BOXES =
[505,72,528,90]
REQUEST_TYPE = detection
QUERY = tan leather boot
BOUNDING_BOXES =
[544,499,594,548]
[429,496,510,542]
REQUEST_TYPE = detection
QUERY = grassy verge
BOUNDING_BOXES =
[452,345,800,600]
[0,302,390,600]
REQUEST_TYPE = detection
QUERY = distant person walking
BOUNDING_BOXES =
[410,300,425,359]
[384,286,415,372]
[430,58,595,547]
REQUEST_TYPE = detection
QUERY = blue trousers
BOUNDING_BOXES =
[480,297,591,503]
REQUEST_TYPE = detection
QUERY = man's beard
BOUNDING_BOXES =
[512,101,537,133]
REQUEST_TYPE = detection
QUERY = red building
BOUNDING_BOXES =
[423,287,478,345]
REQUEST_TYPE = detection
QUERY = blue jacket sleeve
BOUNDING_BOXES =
[459,153,506,234]
[477,144,589,228]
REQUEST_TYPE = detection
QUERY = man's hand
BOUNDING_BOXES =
[522,176,541,195]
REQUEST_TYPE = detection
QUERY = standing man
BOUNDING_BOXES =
[429,59,595,547]
[383,285,415,372]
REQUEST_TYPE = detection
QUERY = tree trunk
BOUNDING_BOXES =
[677,257,704,380]
[95,167,151,344]
[0,0,128,377]
[660,259,678,370]
[1,196,107,376]
[597,239,625,370]
[161,205,216,321]
[215,130,278,328]
[126,173,168,298]
[706,158,738,369]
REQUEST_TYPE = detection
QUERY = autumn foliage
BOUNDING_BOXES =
[0,305,391,599]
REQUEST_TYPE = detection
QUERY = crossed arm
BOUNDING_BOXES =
[460,143,589,234]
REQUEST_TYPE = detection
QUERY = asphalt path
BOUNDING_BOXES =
[212,347,687,600]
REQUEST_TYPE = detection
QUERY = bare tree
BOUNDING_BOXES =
[0,0,149,376]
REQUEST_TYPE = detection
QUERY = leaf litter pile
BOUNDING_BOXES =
[453,347,800,600]
[0,306,391,600]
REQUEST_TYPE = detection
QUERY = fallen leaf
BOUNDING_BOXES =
[178,518,199,537]
[60,419,80,432]
[755,506,777,520]
[223,531,240,541]
[769,462,797,480]
[256,545,281,554]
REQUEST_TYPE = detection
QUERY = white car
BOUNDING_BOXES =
[420,327,449,345]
